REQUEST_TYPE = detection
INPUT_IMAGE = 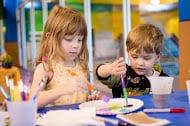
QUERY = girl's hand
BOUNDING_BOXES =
[57,79,88,96]
[0,100,7,111]
[109,57,126,76]
[87,90,102,101]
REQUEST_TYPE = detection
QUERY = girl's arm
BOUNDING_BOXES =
[30,63,62,108]
[30,63,88,108]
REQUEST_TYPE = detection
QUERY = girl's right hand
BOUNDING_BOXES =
[57,79,88,96]
[109,57,126,76]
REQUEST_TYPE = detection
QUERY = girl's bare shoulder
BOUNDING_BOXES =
[35,63,50,76]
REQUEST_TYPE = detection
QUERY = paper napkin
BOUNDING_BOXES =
[36,108,104,126]
[117,111,171,126]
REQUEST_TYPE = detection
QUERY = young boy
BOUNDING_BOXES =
[96,24,168,98]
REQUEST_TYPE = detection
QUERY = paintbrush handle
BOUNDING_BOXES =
[31,77,47,100]
[122,87,128,105]
[120,75,128,105]
[120,75,126,88]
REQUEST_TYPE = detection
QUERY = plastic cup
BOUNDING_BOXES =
[6,100,37,126]
[186,80,190,106]
[0,111,6,126]
[148,77,174,108]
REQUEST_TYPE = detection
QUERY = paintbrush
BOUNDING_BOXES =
[120,74,128,106]
[30,77,48,100]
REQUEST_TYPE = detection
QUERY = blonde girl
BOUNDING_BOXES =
[30,5,92,108]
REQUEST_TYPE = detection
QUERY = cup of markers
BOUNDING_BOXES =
[0,78,34,126]
[0,76,48,126]
[6,99,37,126]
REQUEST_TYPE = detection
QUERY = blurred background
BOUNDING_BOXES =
[0,0,190,94]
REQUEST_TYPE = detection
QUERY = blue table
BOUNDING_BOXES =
[38,90,190,126]
[137,90,190,126]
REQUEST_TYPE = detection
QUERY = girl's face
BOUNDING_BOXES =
[61,35,83,61]
[128,49,160,76]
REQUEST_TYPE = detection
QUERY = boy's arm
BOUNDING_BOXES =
[96,63,112,78]
[96,64,120,88]
[96,57,126,78]
[96,57,126,88]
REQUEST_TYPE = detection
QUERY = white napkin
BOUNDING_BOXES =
[117,111,171,126]
[36,108,104,126]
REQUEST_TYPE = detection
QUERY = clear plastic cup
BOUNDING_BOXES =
[0,111,6,126]
[6,100,37,126]
[186,80,190,106]
[148,77,174,108]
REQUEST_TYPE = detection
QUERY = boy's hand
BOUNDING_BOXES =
[109,57,126,76]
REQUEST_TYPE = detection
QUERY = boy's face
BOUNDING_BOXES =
[128,49,160,76]
[61,35,83,61]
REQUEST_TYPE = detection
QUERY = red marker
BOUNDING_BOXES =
[143,108,185,113]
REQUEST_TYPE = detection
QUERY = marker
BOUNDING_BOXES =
[120,75,128,106]
[5,76,10,97]
[143,108,185,113]
[31,77,48,100]
[9,80,15,101]
[0,85,10,100]
[24,85,29,100]
[18,80,25,101]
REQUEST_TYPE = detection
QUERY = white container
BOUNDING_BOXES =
[186,80,190,106]
[148,77,174,108]
[6,100,37,126]
[0,111,7,126]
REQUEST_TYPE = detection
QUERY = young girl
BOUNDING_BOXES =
[30,5,97,108]
[96,24,168,97]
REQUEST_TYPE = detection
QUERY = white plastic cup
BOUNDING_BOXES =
[148,77,174,108]
[0,111,6,126]
[6,100,37,126]
[186,80,190,105]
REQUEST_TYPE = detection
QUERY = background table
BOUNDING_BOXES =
[0,66,21,102]
[39,91,190,126]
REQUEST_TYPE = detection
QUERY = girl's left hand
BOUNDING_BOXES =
[87,90,102,101]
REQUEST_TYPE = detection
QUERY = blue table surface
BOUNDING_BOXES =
[38,90,190,126]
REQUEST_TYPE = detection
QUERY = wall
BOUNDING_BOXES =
[4,0,17,41]
[179,0,190,89]
[3,0,19,66]
[5,42,19,66]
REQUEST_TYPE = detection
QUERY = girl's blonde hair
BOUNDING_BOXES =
[126,23,163,54]
[37,5,88,73]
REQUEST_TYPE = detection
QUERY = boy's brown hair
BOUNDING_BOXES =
[126,24,164,54]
